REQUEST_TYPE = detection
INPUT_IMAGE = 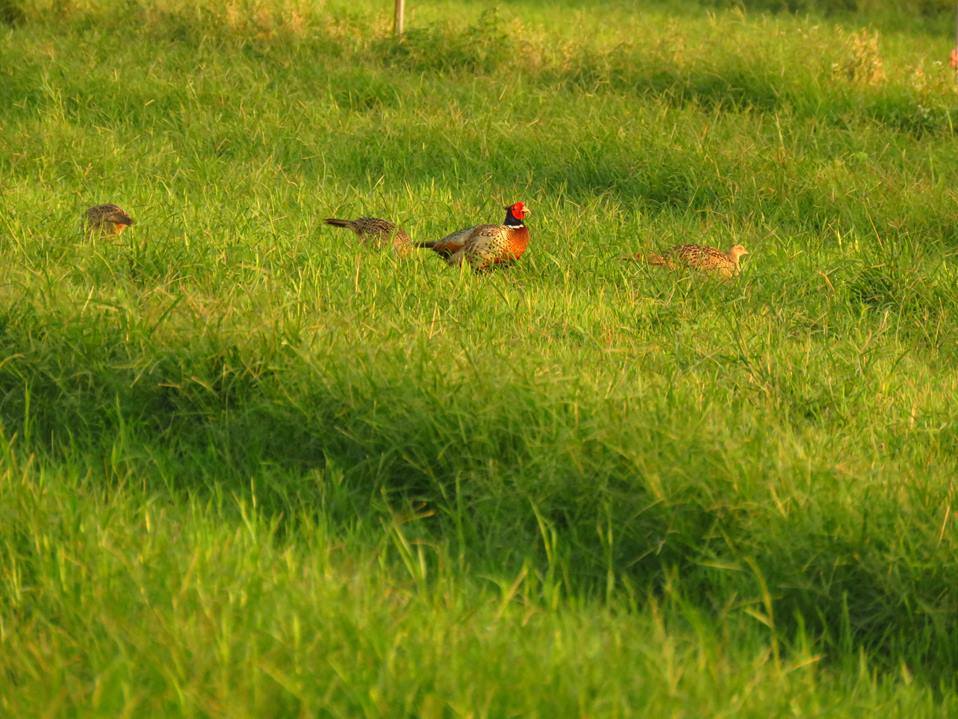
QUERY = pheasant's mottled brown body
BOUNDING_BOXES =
[324,216,412,255]
[641,243,749,278]
[85,204,135,235]
[420,202,530,272]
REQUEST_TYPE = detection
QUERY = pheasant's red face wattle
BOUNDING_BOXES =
[510,202,527,220]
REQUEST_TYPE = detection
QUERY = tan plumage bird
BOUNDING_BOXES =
[85,204,135,235]
[324,216,412,256]
[636,243,749,278]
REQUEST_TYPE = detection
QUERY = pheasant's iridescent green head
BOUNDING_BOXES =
[504,201,529,226]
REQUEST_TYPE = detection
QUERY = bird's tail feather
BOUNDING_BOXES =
[324,218,353,229]
[643,253,669,267]
[621,252,666,265]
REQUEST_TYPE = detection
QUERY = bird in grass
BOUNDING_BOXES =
[418,201,530,272]
[85,204,135,235]
[635,243,749,278]
[323,216,412,256]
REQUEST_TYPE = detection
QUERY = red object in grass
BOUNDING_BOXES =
[950,47,958,70]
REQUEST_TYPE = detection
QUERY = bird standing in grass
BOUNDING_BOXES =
[323,216,412,256]
[85,204,135,235]
[636,243,749,278]
[418,201,530,272]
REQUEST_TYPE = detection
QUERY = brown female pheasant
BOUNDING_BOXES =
[638,243,749,278]
[418,201,530,271]
[324,216,412,255]
[85,204,135,235]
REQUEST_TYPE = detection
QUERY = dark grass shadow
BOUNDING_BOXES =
[0,301,955,680]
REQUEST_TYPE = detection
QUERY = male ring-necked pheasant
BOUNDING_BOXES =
[637,243,749,278]
[418,201,530,271]
[85,204,135,235]
[324,216,412,256]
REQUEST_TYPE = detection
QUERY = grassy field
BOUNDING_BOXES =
[2,0,958,714]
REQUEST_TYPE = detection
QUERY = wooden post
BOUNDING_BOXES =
[394,0,405,36]
[951,4,958,82]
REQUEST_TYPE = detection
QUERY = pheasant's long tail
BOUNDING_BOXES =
[621,252,669,265]
[417,240,460,259]
[324,218,353,229]
[643,253,671,267]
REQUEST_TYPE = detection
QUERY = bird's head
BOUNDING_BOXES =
[504,201,529,226]
[729,245,749,261]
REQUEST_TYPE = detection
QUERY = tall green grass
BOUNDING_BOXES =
[2,0,958,714]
